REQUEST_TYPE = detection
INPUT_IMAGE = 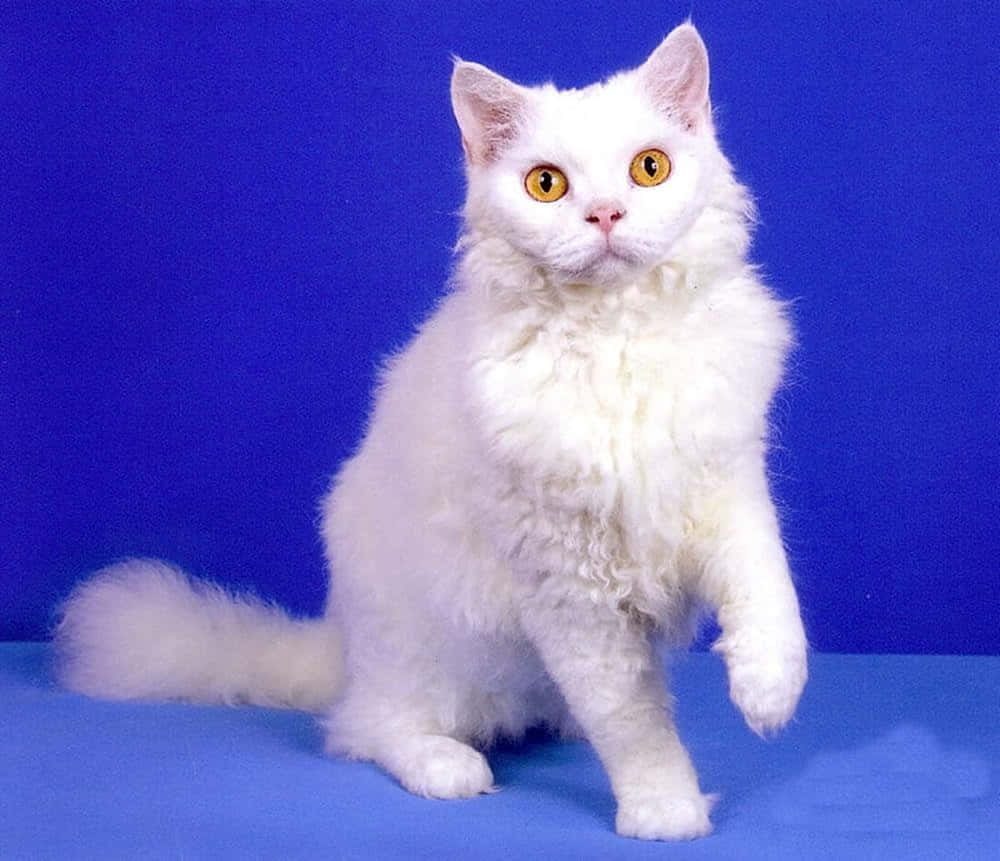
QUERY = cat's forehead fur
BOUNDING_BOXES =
[506,74,684,168]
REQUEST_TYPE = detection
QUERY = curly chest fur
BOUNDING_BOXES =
[463,277,784,611]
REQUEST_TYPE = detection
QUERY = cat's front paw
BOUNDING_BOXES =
[615,791,715,841]
[718,629,807,736]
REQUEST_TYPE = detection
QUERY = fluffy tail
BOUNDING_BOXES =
[54,559,342,713]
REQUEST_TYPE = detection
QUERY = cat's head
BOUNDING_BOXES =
[452,23,741,287]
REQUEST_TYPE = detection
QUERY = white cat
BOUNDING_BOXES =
[56,22,807,841]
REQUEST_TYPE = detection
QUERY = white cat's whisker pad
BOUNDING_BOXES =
[55,21,807,843]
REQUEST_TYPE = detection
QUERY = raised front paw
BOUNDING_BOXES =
[615,791,715,841]
[717,630,807,737]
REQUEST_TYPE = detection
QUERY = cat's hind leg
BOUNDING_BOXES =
[323,679,495,800]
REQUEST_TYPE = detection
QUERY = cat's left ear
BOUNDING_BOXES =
[451,60,530,165]
[639,23,711,132]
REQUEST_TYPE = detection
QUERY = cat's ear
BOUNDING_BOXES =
[639,23,710,132]
[451,60,529,165]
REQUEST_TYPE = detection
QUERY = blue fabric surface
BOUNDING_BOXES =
[1,644,996,859]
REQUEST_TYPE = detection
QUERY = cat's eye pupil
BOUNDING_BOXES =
[539,171,553,194]
[643,155,658,177]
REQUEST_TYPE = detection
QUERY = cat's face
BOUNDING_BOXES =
[453,24,717,287]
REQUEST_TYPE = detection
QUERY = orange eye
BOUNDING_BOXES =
[525,165,568,202]
[629,148,671,187]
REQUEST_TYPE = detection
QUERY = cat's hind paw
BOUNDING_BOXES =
[615,792,716,841]
[395,734,495,799]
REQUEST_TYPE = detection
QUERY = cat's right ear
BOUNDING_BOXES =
[450,60,529,165]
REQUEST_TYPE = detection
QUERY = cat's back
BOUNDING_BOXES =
[327,287,474,497]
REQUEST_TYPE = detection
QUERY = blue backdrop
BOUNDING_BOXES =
[3,2,998,652]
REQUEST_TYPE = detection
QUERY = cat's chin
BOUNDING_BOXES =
[552,247,647,288]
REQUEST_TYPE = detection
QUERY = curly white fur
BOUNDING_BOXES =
[56,23,807,841]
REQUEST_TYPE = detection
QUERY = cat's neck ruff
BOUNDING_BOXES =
[457,228,743,330]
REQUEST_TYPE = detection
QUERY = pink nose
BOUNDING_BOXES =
[585,203,626,235]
